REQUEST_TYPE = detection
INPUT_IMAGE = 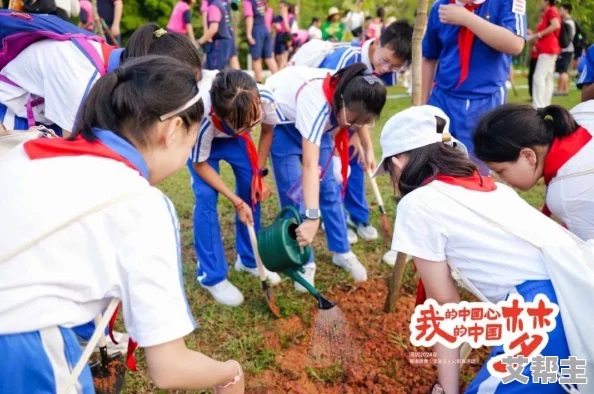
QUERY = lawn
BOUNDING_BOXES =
[122,79,581,393]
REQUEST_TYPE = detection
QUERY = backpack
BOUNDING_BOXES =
[0,10,117,127]
[23,0,57,14]
[288,39,349,68]
[558,20,571,49]
[573,20,588,52]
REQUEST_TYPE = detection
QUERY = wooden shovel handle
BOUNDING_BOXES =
[356,141,386,208]
[247,224,268,281]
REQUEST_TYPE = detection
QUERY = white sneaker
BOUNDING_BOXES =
[332,251,367,282]
[382,250,398,266]
[347,228,358,244]
[234,256,281,285]
[294,263,316,293]
[202,279,244,306]
[347,216,378,241]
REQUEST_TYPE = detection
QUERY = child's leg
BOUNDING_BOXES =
[319,134,349,254]
[533,54,557,108]
[343,148,370,225]
[0,327,94,394]
[263,32,278,74]
[189,159,228,286]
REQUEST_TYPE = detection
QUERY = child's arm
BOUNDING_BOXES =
[438,5,524,56]
[422,58,438,105]
[244,1,256,45]
[145,338,243,391]
[183,9,196,44]
[199,6,221,45]
[111,0,123,38]
[414,256,461,394]
[257,124,274,200]
[582,84,594,102]
[297,137,321,246]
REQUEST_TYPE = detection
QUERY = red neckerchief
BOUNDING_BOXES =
[415,171,496,306]
[23,136,140,370]
[210,108,262,209]
[322,73,349,196]
[452,0,483,87]
[541,126,592,217]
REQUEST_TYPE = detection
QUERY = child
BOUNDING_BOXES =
[167,0,197,44]
[577,44,594,102]
[189,69,285,306]
[244,0,278,83]
[474,102,594,241]
[0,20,201,136]
[308,17,322,40]
[0,56,244,394]
[97,0,123,46]
[421,0,526,162]
[318,21,412,258]
[265,63,386,290]
[78,0,94,32]
[198,0,233,70]
[321,7,344,42]
[375,105,577,394]
[272,1,294,69]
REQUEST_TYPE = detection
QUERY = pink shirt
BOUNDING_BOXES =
[200,0,208,13]
[243,1,254,17]
[167,1,191,34]
[207,4,222,23]
[264,7,273,31]
[79,0,94,31]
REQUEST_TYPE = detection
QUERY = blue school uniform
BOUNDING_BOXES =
[246,0,272,60]
[204,0,233,70]
[577,45,594,89]
[188,73,286,286]
[318,39,395,226]
[423,0,526,155]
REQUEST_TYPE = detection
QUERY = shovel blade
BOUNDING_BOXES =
[262,281,281,317]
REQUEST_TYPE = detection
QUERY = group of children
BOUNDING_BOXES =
[1,1,594,392]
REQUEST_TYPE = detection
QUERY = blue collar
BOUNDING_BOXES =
[107,48,124,73]
[92,128,149,180]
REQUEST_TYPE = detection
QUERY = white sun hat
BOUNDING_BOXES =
[373,105,467,178]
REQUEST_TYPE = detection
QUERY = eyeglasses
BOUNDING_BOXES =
[234,116,264,135]
[377,58,407,73]
[341,98,376,129]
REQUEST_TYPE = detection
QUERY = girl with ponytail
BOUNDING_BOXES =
[474,102,594,240]
[264,63,387,291]
[0,56,245,393]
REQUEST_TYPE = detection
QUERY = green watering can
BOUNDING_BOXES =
[257,206,336,310]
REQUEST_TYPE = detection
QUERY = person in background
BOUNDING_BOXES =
[54,0,80,21]
[527,28,538,99]
[344,0,365,43]
[198,0,233,70]
[577,44,594,102]
[322,7,344,42]
[225,0,241,70]
[528,0,561,109]
[97,0,123,46]
[554,3,574,96]
[264,0,274,33]
[272,0,294,69]
[244,0,278,83]
[363,16,373,42]
[79,0,94,32]
[167,0,197,44]
[368,7,385,40]
[308,17,322,40]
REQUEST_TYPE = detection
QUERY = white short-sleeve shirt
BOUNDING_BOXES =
[0,39,103,131]
[392,181,575,303]
[265,66,337,147]
[189,70,288,163]
[545,101,594,241]
[0,146,196,347]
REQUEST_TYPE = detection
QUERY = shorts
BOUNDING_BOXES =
[204,38,233,70]
[250,24,273,60]
[555,51,573,73]
[274,33,291,55]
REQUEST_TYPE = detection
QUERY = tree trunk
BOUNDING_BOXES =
[91,0,105,39]
[384,0,429,313]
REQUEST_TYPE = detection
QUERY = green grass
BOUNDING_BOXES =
[122,78,580,393]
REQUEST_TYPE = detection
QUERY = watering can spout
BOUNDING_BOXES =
[284,268,318,299]
[316,294,336,310]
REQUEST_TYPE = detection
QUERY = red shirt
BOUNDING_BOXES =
[535,6,562,55]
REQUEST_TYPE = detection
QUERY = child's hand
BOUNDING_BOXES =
[247,35,256,45]
[234,200,254,225]
[438,4,472,26]
[296,219,319,246]
[259,180,273,201]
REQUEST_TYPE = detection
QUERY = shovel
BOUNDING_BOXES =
[247,223,281,317]
[357,142,392,247]
[90,314,126,394]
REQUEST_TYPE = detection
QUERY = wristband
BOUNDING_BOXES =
[216,360,242,388]
[233,200,244,210]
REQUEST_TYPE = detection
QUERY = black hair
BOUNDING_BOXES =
[121,23,202,74]
[385,116,478,196]
[210,69,260,131]
[311,17,320,25]
[376,7,385,20]
[365,16,372,22]
[332,63,387,118]
[379,21,414,61]
[71,56,204,147]
[288,3,295,14]
[560,3,572,12]
[546,0,557,5]
[279,1,289,7]
[473,104,578,163]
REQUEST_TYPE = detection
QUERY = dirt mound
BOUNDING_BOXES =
[247,279,486,393]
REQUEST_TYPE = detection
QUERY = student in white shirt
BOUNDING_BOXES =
[189,69,286,306]
[474,102,594,241]
[0,23,201,136]
[0,56,244,394]
[374,105,573,394]
[265,63,386,290]
[308,17,322,40]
